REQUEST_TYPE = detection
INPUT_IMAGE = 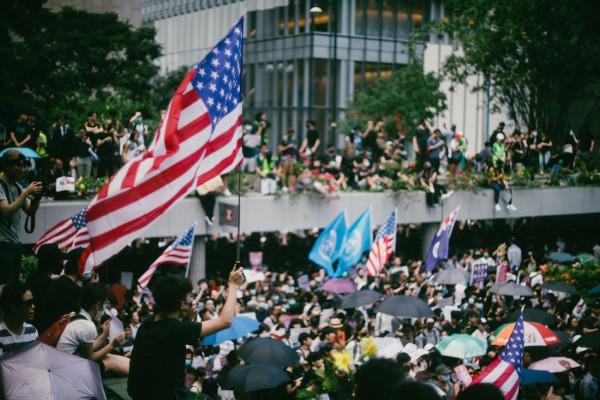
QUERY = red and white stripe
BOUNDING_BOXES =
[138,245,193,288]
[79,73,242,274]
[366,236,393,276]
[471,358,520,400]
[33,217,89,254]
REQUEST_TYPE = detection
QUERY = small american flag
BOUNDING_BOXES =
[365,210,397,276]
[33,208,90,253]
[75,18,244,273]
[138,224,196,288]
[471,311,524,400]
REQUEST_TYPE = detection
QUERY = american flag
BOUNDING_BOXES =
[33,208,90,253]
[365,210,397,276]
[138,224,196,288]
[74,18,244,274]
[471,311,524,400]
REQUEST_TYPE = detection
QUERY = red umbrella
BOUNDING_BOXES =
[491,322,561,347]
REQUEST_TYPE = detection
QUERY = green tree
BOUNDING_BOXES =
[0,2,161,127]
[347,62,446,133]
[437,0,600,143]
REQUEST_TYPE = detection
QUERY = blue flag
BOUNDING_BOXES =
[425,206,460,272]
[336,208,372,276]
[308,212,347,276]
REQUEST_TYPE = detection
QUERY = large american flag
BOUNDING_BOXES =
[75,18,244,273]
[33,208,90,253]
[471,311,524,400]
[138,224,196,288]
[365,210,397,276]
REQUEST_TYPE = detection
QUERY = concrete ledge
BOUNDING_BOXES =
[20,187,600,244]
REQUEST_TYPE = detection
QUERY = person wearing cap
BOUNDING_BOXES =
[0,150,42,284]
[433,364,456,398]
[491,133,507,166]
[415,317,441,348]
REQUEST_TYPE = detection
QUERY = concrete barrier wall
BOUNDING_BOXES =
[20,187,600,244]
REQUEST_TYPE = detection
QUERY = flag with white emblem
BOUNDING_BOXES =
[424,205,460,272]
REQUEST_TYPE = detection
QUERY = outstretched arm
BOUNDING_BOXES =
[200,266,244,337]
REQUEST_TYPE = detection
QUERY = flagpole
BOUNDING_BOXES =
[235,166,242,264]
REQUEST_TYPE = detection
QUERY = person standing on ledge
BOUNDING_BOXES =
[127,266,245,400]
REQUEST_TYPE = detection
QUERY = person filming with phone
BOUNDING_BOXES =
[0,150,42,284]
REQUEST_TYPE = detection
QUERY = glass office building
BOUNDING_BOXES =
[244,0,446,147]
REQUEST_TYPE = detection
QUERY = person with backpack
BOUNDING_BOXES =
[56,283,129,376]
[0,150,42,284]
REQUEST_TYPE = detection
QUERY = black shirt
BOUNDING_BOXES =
[128,317,202,400]
[306,129,319,149]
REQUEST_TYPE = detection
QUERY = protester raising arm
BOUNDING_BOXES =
[199,266,244,337]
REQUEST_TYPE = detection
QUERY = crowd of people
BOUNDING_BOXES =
[2,111,599,211]
[0,229,597,399]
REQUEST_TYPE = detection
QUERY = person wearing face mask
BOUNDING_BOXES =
[433,364,456,399]
[57,283,130,376]
[415,317,441,348]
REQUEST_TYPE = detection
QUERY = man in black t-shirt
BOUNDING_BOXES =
[412,119,431,172]
[128,266,244,400]
[300,120,320,157]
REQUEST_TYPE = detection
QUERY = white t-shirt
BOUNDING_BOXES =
[56,309,97,355]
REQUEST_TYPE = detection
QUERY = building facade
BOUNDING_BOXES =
[47,0,143,27]
[143,0,509,152]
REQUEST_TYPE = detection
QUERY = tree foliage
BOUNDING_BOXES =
[347,62,447,133]
[438,0,600,142]
[0,1,161,127]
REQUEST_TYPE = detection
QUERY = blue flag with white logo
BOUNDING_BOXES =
[425,206,461,272]
[308,212,347,277]
[336,208,372,276]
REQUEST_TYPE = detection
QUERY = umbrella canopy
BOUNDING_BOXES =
[221,364,290,392]
[520,369,557,385]
[529,357,581,373]
[372,337,404,359]
[574,330,600,349]
[0,342,106,400]
[238,338,299,367]
[587,284,600,297]
[541,281,578,295]
[432,267,470,285]
[435,334,487,359]
[320,278,357,294]
[491,322,561,347]
[340,289,383,309]
[576,253,595,264]
[496,282,534,297]
[202,316,260,345]
[0,147,40,159]
[507,309,557,326]
[375,295,433,318]
[548,251,574,263]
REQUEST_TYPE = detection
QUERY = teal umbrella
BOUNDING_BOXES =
[202,316,260,345]
[576,253,595,264]
[588,284,600,297]
[435,334,487,359]
[548,252,574,263]
[0,147,40,159]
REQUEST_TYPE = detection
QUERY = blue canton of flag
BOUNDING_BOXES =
[424,205,460,272]
[71,208,87,230]
[191,20,243,129]
[500,311,525,374]
[176,225,195,247]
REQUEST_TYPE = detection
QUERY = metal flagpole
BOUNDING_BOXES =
[235,166,242,264]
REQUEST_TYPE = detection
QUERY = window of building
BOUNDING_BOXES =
[365,0,379,37]
[355,0,366,35]
[278,6,286,36]
[396,1,410,39]
[298,0,307,33]
[246,64,255,108]
[247,11,257,39]
[364,62,378,85]
[412,0,430,31]
[313,59,329,106]
[286,62,295,107]
[382,0,395,38]
[354,61,364,90]
[287,0,296,34]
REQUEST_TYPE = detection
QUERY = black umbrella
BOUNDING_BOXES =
[507,309,557,326]
[541,281,578,295]
[221,364,290,392]
[574,330,600,349]
[496,282,535,297]
[375,295,433,318]
[238,338,299,367]
[432,267,470,285]
[340,289,383,309]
